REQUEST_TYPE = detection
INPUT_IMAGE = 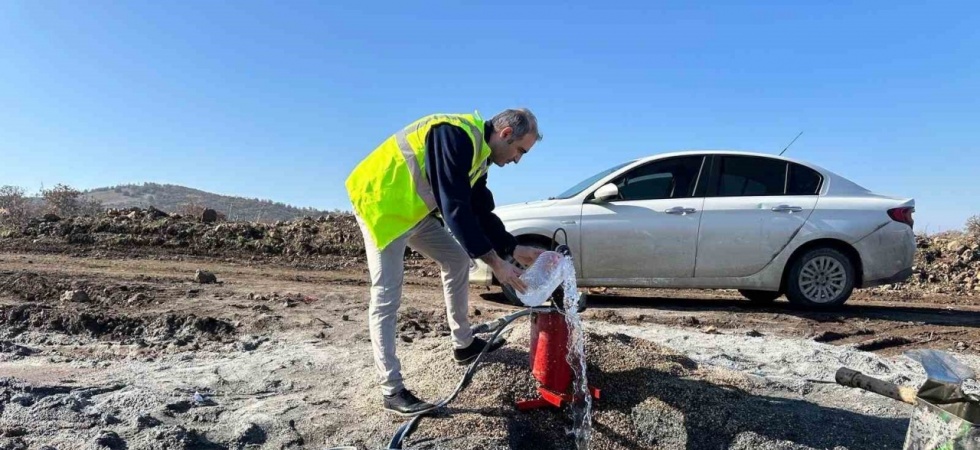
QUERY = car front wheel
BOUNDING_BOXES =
[785,248,855,308]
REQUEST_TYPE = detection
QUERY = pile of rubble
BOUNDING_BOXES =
[4,207,980,295]
[899,232,980,294]
[2,207,370,262]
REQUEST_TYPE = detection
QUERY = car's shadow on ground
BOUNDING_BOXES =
[478,291,980,328]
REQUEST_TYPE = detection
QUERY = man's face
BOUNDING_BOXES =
[491,127,538,167]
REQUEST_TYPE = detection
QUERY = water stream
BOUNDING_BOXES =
[558,255,593,449]
[517,251,593,449]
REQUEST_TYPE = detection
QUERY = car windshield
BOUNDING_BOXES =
[551,161,632,199]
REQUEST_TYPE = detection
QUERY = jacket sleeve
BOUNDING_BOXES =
[471,173,519,258]
[424,123,494,258]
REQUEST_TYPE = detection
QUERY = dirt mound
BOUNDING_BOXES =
[0,207,443,271]
[892,232,980,294]
[4,207,366,258]
[0,272,68,303]
[0,271,162,309]
[0,304,234,344]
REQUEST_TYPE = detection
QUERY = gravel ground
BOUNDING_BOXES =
[596,322,980,396]
[3,252,979,449]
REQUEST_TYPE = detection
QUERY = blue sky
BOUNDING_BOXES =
[1,1,977,232]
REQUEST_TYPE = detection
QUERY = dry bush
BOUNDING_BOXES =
[40,184,103,217]
[0,185,37,227]
[967,215,980,238]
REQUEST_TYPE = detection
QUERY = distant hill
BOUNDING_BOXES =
[83,183,337,223]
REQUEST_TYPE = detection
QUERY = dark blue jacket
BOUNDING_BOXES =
[424,122,518,259]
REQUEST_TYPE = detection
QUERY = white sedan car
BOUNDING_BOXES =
[470,150,916,308]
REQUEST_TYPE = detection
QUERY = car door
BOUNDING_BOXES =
[694,155,821,278]
[580,155,707,280]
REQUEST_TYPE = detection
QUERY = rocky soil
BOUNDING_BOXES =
[1,209,979,449]
[902,233,980,295]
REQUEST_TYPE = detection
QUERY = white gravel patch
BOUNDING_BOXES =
[593,322,980,395]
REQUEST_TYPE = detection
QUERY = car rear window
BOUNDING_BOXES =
[787,163,823,195]
[716,156,786,197]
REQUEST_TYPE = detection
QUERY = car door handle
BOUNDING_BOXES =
[771,205,803,213]
[665,207,698,215]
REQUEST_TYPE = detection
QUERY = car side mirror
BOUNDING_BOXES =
[593,183,619,202]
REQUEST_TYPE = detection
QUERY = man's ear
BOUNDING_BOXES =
[499,126,513,140]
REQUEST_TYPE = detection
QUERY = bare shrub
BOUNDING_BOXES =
[967,215,980,238]
[40,184,104,217]
[0,185,37,226]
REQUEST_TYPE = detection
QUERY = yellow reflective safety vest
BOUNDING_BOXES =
[345,112,492,250]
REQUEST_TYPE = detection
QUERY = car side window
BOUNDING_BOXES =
[613,156,705,201]
[787,163,823,195]
[715,156,787,197]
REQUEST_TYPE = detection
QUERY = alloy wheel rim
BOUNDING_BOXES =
[798,256,846,303]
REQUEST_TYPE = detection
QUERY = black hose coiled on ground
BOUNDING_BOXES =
[385,306,550,449]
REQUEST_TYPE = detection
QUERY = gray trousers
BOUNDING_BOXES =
[356,214,474,395]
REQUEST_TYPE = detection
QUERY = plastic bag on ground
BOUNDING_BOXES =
[905,349,976,385]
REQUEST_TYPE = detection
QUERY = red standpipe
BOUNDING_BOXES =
[516,310,600,411]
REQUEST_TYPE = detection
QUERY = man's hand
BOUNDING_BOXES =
[512,245,546,267]
[479,250,527,294]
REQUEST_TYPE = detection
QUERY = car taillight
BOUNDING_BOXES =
[888,207,915,227]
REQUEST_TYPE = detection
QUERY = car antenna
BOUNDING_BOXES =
[778,131,804,156]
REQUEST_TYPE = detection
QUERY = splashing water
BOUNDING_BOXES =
[516,252,593,449]
[558,256,592,450]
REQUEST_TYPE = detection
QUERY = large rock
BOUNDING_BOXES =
[60,290,90,303]
[236,422,267,446]
[127,293,149,305]
[94,430,125,449]
[195,270,217,284]
[947,241,967,254]
[147,206,168,220]
[201,209,218,223]
[135,413,162,430]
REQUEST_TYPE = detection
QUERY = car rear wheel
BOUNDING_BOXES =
[785,248,855,308]
[738,289,781,304]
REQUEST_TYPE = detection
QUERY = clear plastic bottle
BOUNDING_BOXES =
[516,251,566,307]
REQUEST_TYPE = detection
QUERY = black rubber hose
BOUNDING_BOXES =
[386,306,549,449]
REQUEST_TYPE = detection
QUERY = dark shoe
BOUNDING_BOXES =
[382,389,434,416]
[453,337,506,365]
